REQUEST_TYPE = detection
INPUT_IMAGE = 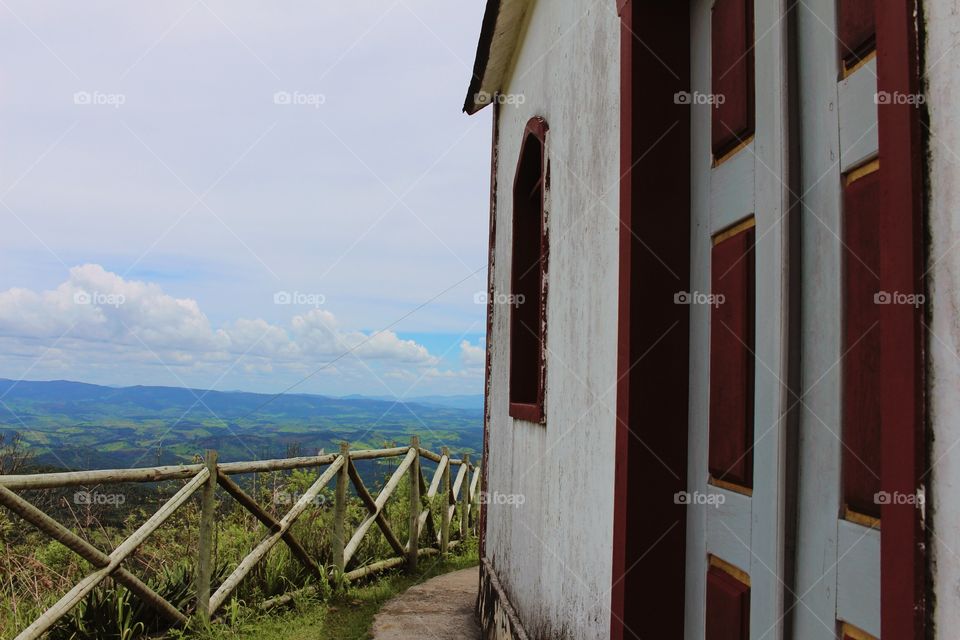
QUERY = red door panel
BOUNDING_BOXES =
[838,0,876,65]
[842,168,882,519]
[709,227,755,488]
[706,566,750,640]
[711,0,755,157]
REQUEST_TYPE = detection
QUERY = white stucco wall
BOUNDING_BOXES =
[483,1,620,638]
[924,3,960,635]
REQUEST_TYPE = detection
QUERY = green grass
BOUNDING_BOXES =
[188,553,478,640]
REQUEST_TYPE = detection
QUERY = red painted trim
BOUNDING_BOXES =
[611,2,690,638]
[508,116,549,424]
[480,103,500,559]
[508,402,542,423]
[875,1,925,638]
[518,115,548,146]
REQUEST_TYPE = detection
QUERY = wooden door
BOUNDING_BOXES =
[683,1,923,638]
[685,1,794,638]
[793,3,882,637]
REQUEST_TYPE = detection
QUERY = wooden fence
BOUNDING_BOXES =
[0,436,481,640]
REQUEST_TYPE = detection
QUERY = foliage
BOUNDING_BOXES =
[0,431,32,475]
[0,444,480,640]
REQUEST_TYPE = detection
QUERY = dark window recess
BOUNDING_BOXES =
[509,117,548,423]
[706,566,750,640]
[838,0,876,67]
[711,0,755,158]
[842,168,882,519]
[709,226,755,488]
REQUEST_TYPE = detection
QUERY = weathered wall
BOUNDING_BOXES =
[924,2,960,635]
[478,559,532,640]
[482,0,620,638]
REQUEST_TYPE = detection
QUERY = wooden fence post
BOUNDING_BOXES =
[407,436,420,572]
[460,454,470,540]
[440,446,450,555]
[333,442,349,574]
[196,450,218,622]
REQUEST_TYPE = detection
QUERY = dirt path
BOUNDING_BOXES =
[370,567,481,639]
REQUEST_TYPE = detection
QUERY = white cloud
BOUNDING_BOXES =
[0,264,221,349]
[0,265,439,377]
[290,310,438,365]
[460,339,485,367]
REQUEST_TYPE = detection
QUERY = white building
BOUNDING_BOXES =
[464,1,958,639]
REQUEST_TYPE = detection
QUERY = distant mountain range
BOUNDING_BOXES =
[339,394,484,411]
[0,379,483,472]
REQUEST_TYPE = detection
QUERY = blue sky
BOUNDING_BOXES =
[0,1,492,397]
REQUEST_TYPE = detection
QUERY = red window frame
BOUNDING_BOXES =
[508,117,548,424]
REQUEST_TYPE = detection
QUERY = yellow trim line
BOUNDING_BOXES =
[845,158,880,186]
[712,217,757,246]
[709,554,751,587]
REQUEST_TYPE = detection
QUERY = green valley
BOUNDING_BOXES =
[0,379,483,472]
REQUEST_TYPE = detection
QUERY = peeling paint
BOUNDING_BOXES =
[478,0,620,637]
[924,0,960,635]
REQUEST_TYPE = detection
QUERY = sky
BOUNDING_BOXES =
[0,1,492,397]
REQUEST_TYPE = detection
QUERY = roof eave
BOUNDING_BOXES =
[462,0,530,115]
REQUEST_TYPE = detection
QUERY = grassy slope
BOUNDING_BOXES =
[191,554,478,640]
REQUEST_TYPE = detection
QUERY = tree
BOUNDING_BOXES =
[0,432,31,475]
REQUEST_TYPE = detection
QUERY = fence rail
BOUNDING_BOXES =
[0,437,481,640]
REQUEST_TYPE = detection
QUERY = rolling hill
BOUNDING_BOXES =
[0,379,483,471]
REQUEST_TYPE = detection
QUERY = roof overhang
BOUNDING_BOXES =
[462,0,532,115]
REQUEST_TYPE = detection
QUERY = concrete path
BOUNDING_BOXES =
[370,567,481,639]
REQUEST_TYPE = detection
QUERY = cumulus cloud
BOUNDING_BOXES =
[291,310,436,364]
[460,340,485,367]
[0,264,220,349]
[0,265,439,374]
